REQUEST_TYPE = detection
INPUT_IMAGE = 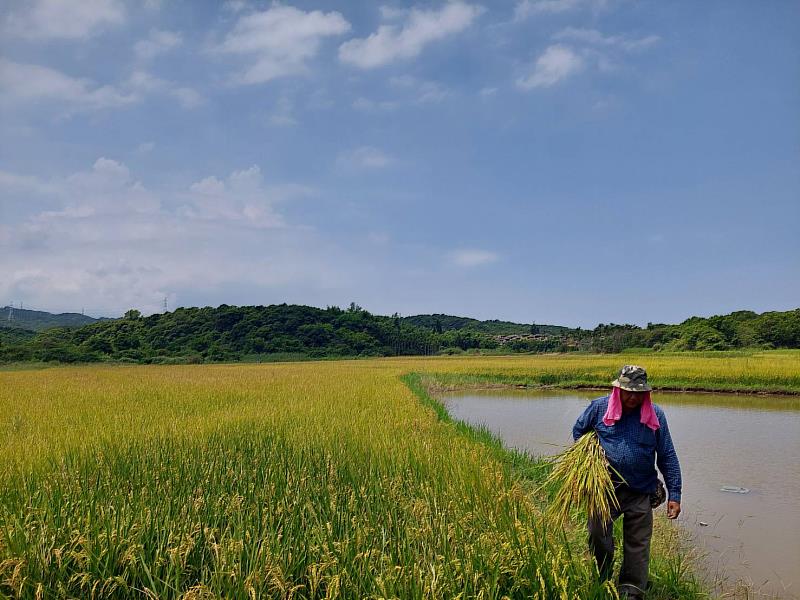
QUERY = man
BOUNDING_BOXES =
[572,365,682,599]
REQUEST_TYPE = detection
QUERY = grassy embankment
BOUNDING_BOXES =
[415,350,800,394]
[1,352,796,598]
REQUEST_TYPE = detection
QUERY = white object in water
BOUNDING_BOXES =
[719,485,750,494]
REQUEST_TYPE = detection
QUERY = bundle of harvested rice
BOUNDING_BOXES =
[544,431,624,526]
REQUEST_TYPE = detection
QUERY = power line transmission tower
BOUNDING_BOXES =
[163,297,168,313]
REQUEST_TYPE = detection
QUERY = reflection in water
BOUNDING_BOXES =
[442,389,800,598]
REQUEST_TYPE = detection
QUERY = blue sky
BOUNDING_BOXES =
[1,0,798,327]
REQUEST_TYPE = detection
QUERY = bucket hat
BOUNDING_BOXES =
[612,365,652,392]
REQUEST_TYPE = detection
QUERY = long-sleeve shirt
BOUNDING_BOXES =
[572,395,682,503]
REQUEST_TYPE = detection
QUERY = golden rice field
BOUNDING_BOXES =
[1,351,797,599]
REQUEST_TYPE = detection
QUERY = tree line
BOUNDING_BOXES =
[577,309,800,353]
[0,304,797,364]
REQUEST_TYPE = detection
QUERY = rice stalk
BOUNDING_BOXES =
[544,431,624,527]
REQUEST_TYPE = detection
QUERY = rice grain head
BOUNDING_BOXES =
[544,431,623,527]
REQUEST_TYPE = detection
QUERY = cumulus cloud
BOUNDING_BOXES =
[0,60,201,114]
[58,157,160,216]
[513,29,661,87]
[182,165,296,228]
[134,29,183,61]
[218,5,351,84]
[4,0,125,40]
[517,44,583,89]
[339,2,483,69]
[0,58,136,112]
[0,160,338,315]
[448,248,499,267]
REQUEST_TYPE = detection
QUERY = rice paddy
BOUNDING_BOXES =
[1,351,796,598]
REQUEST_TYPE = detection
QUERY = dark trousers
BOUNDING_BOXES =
[588,486,653,599]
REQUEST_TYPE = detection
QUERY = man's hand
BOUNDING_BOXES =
[666,501,681,519]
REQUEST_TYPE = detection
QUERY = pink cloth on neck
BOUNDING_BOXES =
[603,387,660,431]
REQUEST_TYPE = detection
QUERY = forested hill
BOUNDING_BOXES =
[0,304,449,364]
[1,306,102,331]
[401,314,568,335]
[0,303,798,364]
[0,326,37,345]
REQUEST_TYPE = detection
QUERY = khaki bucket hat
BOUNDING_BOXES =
[612,365,652,392]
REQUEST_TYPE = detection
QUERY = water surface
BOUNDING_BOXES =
[442,389,800,598]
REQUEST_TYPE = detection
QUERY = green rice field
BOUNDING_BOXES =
[2,351,797,598]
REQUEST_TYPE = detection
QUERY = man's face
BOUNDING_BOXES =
[620,389,646,411]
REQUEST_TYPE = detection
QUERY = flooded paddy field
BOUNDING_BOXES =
[442,389,800,598]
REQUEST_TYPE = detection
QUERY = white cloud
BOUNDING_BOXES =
[0,170,59,196]
[0,60,201,114]
[517,44,583,89]
[513,0,611,20]
[512,29,660,86]
[339,2,483,69]
[0,160,338,315]
[189,176,226,196]
[448,249,499,267]
[514,0,581,19]
[223,0,248,13]
[1,159,305,229]
[218,5,351,85]
[353,76,450,113]
[182,165,295,228]
[4,0,125,40]
[134,29,183,61]
[338,146,394,169]
[553,27,660,51]
[126,70,203,108]
[60,157,160,215]
[0,59,136,113]
[388,75,450,104]
[379,6,409,20]
[70,157,130,186]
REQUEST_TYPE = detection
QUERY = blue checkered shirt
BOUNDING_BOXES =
[572,395,682,503]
